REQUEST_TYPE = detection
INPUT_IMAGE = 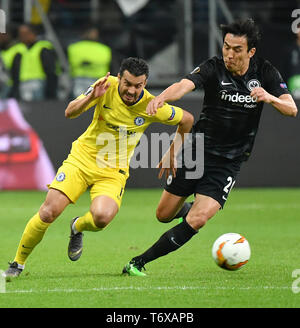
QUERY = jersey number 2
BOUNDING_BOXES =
[223,176,236,195]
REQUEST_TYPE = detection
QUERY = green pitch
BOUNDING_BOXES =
[0,188,300,308]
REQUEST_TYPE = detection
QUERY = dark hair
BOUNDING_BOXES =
[119,57,149,79]
[20,23,42,36]
[220,18,261,51]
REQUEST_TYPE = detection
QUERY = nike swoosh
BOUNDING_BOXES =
[22,245,33,249]
[103,104,112,109]
[69,248,82,257]
[221,81,232,86]
[222,195,228,201]
[170,237,182,247]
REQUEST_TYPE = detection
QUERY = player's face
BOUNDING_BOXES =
[118,70,147,106]
[222,33,256,75]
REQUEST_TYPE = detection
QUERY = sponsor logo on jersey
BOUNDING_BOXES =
[247,79,261,91]
[56,172,66,182]
[134,117,145,126]
[219,90,257,107]
[106,123,136,136]
[280,83,287,89]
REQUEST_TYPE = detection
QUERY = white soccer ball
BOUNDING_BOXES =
[212,233,251,270]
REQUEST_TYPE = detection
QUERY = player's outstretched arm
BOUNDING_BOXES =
[65,72,111,119]
[147,78,195,116]
[250,88,298,117]
[157,110,194,179]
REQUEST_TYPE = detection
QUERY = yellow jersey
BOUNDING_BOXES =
[73,76,183,174]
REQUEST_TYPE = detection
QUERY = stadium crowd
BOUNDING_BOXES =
[0,23,112,101]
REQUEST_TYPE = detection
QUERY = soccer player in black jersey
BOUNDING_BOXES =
[123,18,297,276]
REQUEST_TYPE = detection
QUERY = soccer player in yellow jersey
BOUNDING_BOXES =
[4,57,194,277]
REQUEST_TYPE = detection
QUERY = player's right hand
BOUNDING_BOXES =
[146,96,165,116]
[90,72,111,99]
[157,149,177,180]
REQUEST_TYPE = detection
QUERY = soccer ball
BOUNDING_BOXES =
[212,233,251,270]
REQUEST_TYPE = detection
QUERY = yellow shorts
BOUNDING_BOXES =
[49,141,128,208]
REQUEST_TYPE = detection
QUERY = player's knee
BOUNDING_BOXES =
[156,207,173,223]
[91,208,115,228]
[39,203,61,223]
[186,209,211,230]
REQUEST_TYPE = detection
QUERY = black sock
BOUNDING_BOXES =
[172,201,193,219]
[133,220,198,265]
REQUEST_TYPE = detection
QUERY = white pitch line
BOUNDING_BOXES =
[4,285,291,294]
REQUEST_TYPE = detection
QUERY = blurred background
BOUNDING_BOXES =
[0,0,299,190]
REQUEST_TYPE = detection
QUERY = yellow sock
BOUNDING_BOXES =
[14,212,50,266]
[74,212,102,232]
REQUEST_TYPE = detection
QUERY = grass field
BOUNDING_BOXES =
[0,188,300,308]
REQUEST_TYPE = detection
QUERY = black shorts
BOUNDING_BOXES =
[164,152,243,208]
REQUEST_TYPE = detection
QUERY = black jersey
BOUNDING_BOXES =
[186,56,289,160]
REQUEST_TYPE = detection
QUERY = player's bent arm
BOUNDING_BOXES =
[65,72,111,119]
[269,94,298,117]
[159,79,195,102]
[147,79,195,115]
[251,87,298,117]
[65,93,96,119]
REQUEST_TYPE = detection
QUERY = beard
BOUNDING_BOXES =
[120,91,137,105]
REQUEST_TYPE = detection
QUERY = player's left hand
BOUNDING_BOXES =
[146,96,165,116]
[157,150,177,180]
[250,87,273,104]
[92,72,111,99]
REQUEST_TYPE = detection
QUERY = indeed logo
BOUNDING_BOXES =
[220,90,257,104]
